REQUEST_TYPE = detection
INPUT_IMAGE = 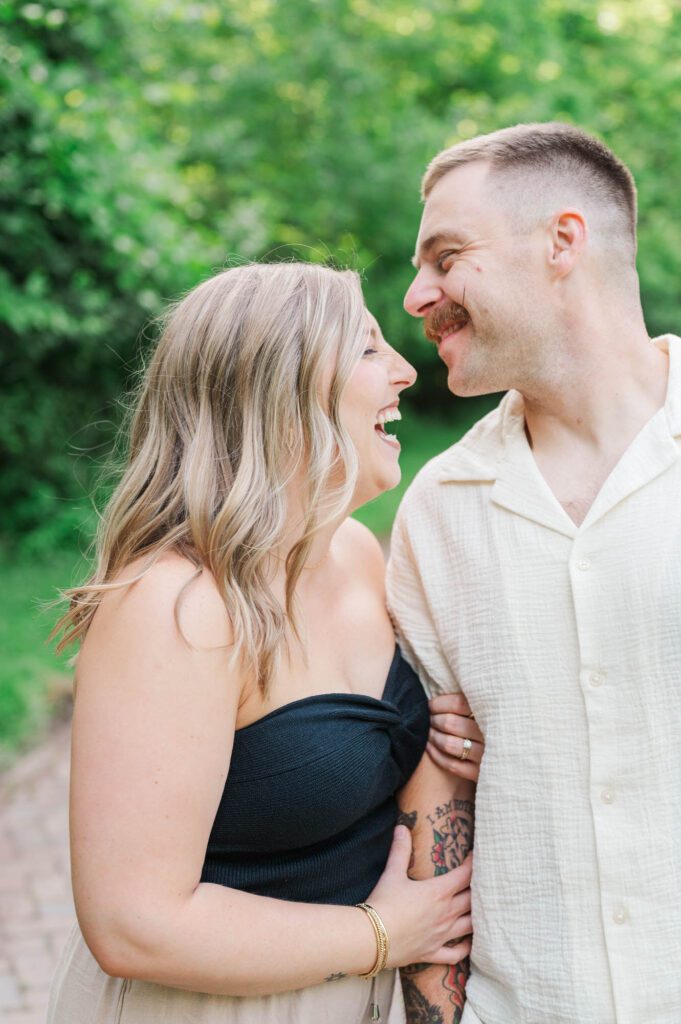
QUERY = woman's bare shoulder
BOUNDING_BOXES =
[83,550,233,662]
[334,517,386,587]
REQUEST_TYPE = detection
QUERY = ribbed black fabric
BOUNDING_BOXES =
[200,646,429,906]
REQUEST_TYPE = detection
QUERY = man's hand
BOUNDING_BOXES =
[427,694,485,782]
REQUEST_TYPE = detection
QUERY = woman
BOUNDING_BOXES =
[48,262,482,1024]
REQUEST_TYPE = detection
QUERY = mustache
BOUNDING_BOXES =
[423,299,470,344]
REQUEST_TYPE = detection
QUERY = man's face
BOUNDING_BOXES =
[405,161,548,397]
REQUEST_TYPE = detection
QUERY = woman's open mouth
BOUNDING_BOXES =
[374,405,401,449]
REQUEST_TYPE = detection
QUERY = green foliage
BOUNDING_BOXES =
[0,547,85,758]
[3,0,681,551]
[0,0,223,541]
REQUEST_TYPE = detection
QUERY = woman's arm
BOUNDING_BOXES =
[70,555,470,997]
[398,753,475,1024]
[70,556,383,994]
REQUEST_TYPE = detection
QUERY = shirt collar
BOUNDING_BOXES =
[652,333,681,435]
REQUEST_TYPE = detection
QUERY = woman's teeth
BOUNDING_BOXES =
[375,407,401,441]
[376,407,401,426]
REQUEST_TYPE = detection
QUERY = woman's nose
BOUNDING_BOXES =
[392,351,417,391]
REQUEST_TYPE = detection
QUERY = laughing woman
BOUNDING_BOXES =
[48,262,478,1024]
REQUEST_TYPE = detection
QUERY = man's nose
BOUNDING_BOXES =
[403,269,441,318]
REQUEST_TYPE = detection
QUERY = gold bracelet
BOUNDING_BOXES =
[356,902,390,979]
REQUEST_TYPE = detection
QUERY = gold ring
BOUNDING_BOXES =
[460,738,473,761]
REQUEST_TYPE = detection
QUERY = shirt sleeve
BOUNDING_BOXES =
[386,496,461,698]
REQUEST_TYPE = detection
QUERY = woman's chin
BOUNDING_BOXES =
[353,468,402,510]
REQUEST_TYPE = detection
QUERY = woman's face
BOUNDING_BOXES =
[339,312,417,509]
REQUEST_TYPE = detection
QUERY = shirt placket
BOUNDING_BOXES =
[569,535,634,1024]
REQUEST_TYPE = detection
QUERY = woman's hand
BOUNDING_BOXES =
[427,693,484,782]
[366,825,472,969]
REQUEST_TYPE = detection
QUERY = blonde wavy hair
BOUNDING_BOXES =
[54,261,368,693]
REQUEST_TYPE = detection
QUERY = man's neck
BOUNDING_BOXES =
[522,323,667,454]
[519,322,669,526]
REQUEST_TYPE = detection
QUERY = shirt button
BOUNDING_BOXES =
[577,558,591,571]
[589,672,604,687]
[613,907,628,925]
[601,788,615,804]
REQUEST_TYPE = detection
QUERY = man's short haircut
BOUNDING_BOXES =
[422,122,638,259]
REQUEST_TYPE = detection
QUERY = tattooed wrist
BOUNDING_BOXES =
[324,972,346,983]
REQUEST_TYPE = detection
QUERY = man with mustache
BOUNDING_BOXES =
[389,123,681,1024]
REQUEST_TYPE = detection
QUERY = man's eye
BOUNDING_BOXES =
[437,251,458,271]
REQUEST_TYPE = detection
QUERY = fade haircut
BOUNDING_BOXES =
[422,122,638,265]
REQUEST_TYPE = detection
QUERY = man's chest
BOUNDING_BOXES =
[418,484,681,716]
[531,446,616,527]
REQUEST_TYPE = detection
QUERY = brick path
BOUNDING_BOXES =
[0,719,75,1023]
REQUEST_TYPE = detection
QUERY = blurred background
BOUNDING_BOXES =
[3,0,681,759]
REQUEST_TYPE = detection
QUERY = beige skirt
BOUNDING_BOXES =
[48,921,406,1024]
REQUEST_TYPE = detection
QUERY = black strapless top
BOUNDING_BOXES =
[200,647,429,906]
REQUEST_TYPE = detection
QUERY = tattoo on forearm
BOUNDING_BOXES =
[429,800,473,876]
[426,798,474,828]
[399,807,419,872]
[324,972,346,982]
[432,816,472,874]
[401,974,445,1024]
[401,963,468,1024]
[398,809,418,830]
[400,796,473,1022]
[443,961,468,1021]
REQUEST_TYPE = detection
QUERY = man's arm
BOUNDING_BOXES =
[388,485,475,1020]
[398,753,475,1024]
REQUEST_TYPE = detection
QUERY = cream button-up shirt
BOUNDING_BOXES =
[387,336,681,1024]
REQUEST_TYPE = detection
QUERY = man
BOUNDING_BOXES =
[388,123,681,1024]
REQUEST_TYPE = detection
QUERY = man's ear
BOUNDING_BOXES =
[547,209,588,279]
